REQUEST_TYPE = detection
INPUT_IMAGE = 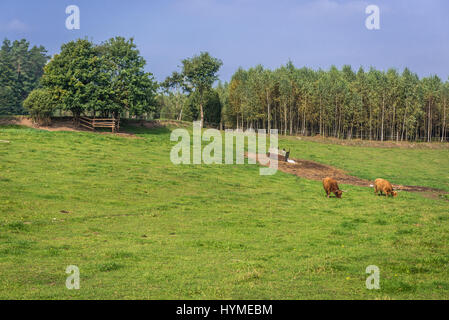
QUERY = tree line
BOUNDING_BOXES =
[220,63,449,142]
[1,37,448,142]
[0,39,49,115]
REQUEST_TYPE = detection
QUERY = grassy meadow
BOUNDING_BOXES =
[0,123,448,299]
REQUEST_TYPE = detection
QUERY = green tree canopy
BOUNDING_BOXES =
[165,52,222,127]
[23,88,59,125]
[0,38,49,115]
[225,63,449,142]
[39,37,157,122]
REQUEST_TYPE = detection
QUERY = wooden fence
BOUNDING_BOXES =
[79,116,120,133]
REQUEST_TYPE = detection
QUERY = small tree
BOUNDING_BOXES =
[23,88,58,125]
[166,52,222,127]
[161,72,187,120]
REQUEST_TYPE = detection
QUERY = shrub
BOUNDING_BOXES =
[23,89,58,125]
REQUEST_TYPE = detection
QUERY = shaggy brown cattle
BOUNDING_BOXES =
[373,178,398,197]
[322,177,344,198]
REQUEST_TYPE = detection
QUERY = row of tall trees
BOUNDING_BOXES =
[156,86,223,125]
[224,63,449,142]
[0,39,49,115]
[24,37,158,124]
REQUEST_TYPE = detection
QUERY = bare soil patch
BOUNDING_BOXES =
[127,120,164,129]
[126,119,191,129]
[246,152,448,199]
[0,116,140,138]
[293,135,449,150]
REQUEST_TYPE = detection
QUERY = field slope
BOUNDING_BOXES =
[0,124,448,299]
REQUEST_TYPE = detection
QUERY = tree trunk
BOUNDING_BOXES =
[267,90,271,132]
[381,95,385,141]
[369,104,372,140]
[302,108,306,135]
[200,102,204,128]
[427,99,432,142]
[442,98,447,142]
[392,105,396,141]
[283,104,287,135]
[337,109,342,139]
[72,109,81,126]
[401,104,407,141]
[319,95,322,136]
[289,104,293,135]
[334,97,338,137]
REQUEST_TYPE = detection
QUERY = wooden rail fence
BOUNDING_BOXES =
[79,116,120,133]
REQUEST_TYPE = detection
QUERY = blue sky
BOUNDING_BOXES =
[1,0,448,82]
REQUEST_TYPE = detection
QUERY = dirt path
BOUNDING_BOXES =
[0,117,187,138]
[292,135,449,150]
[246,152,447,197]
[0,117,139,138]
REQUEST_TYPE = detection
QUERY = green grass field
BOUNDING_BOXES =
[0,123,448,299]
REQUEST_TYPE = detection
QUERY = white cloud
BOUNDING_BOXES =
[5,19,29,32]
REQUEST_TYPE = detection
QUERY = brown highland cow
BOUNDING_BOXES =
[323,177,344,198]
[373,178,398,197]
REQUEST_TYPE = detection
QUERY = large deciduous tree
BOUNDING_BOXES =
[41,39,102,123]
[38,37,157,123]
[97,37,158,118]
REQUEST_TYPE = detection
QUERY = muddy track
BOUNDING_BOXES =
[246,152,447,196]
[293,135,449,150]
